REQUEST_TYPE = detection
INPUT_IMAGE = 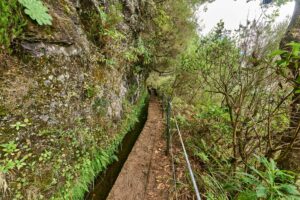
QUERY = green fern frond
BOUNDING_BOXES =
[18,0,52,25]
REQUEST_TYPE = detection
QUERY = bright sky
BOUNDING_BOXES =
[195,0,295,35]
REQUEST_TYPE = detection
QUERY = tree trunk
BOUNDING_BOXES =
[278,0,300,172]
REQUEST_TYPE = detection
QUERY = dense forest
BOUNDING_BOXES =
[0,0,300,199]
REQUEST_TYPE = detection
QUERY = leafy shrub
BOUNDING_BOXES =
[18,0,52,25]
[99,3,123,28]
[124,38,152,64]
[98,4,124,41]
[199,157,300,200]
[272,42,300,95]
[225,157,300,200]
[196,104,231,135]
[80,3,124,46]
[196,105,230,123]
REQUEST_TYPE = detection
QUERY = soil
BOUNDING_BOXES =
[107,96,172,200]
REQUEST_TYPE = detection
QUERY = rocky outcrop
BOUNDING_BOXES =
[0,0,152,199]
[0,0,145,132]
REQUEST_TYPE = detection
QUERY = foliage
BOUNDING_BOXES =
[10,119,31,130]
[18,0,52,25]
[198,157,300,200]
[144,0,198,73]
[54,90,149,200]
[124,37,152,65]
[99,3,123,28]
[196,104,231,135]
[146,73,175,96]
[263,0,293,7]
[84,84,96,99]
[170,20,291,167]
[272,42,300,88]
[0,0,203,198]
[0,90,148,199]
[5,0,297,199]
[0,141,30,174]
[0,0,25,52]
[153,14,296,199]
[0,141,18,156]
[83,3,129,69]
[98,4,124,42]
[0,0,53,52]
[225,157,300,200]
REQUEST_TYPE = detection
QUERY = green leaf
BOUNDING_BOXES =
[287,42,300,48]
[111,155,118,161]
[250,166,264,179]
[256,184,268,198]
[279,184,300,196]
[276,60,289,68]
[270,49,288,57]
[295,76,300,84]
[18,0,52,25]
[237,172,259,185]
[237,190,257,200]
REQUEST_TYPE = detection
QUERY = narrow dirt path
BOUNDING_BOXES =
[107,96,172,200]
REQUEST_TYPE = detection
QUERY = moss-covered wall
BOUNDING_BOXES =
[0,0,151,199]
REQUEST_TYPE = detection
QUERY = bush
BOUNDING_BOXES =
[225,157,300,200]
[199,156,300,200]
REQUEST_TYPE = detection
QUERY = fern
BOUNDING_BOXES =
[225,157,300,200]
[18,0,52,25]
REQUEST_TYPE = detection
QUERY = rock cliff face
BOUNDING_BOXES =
[1,0,145,133]
[0,0,151,198]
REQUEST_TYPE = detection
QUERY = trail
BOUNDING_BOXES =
[107,96,172,200]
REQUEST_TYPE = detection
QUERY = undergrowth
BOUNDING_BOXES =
[199,155,300,200]
[0,90,148,199]
[171,100,300,200]
[53,90,149,200]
